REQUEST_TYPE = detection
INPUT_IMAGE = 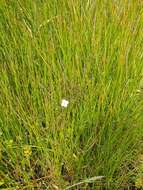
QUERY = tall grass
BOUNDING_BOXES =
[0,0,143,189]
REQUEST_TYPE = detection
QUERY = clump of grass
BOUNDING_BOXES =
[0,0,143,189]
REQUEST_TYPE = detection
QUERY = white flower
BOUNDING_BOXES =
[61,99,69,108]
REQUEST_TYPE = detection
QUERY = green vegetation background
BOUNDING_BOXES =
[0,0,143,189]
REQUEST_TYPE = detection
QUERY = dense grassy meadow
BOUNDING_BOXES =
[0,0,143,189]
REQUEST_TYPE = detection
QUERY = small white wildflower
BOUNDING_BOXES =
[61,99,69,108]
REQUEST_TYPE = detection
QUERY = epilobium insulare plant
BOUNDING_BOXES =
[61,99,69,108]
